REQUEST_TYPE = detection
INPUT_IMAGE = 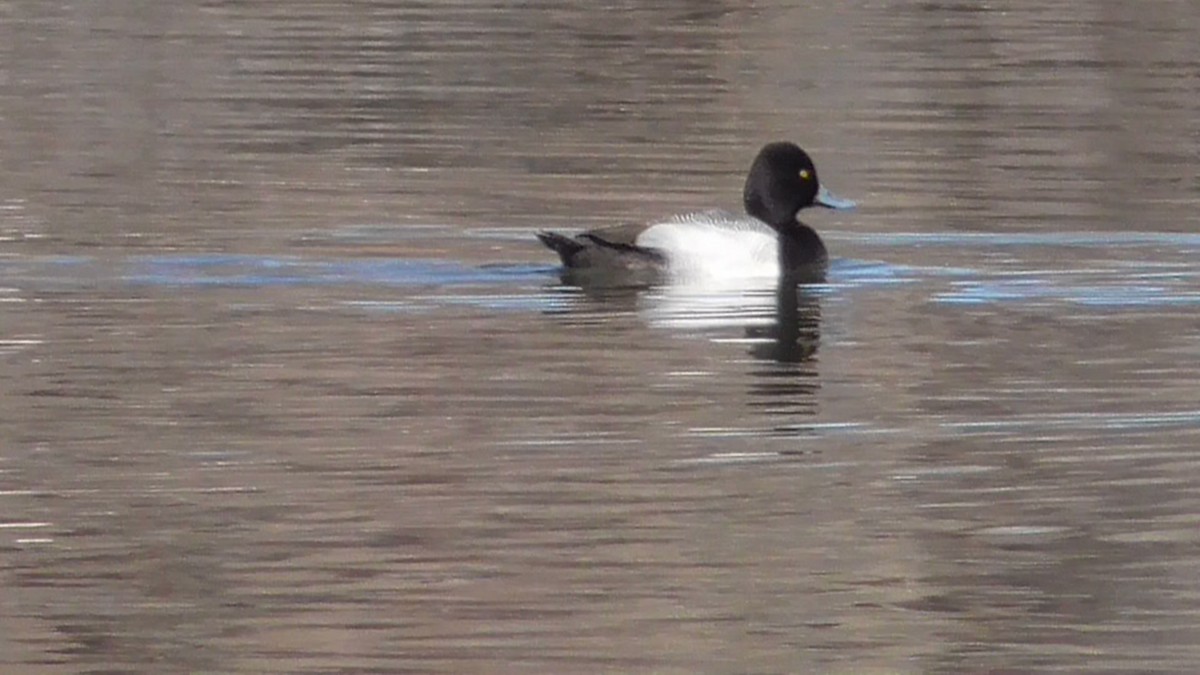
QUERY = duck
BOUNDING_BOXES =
[536,141,854,285]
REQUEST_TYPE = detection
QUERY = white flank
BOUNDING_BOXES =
[635,210,779,282]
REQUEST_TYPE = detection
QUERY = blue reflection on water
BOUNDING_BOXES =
[935,279,1200,307]
[2,228,1197,311]
[836,231,1200,248]
[125,256,557,288]
[119,255,934,291]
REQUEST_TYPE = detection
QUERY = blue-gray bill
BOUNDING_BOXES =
[815,184,856,210]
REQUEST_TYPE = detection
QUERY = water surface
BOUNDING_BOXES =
[2,1,1200,672]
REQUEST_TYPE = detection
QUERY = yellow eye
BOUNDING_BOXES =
[799,169,811,180]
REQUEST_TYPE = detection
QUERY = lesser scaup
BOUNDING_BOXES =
[537,141,854,284]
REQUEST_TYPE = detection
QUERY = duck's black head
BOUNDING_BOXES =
[743,142,853,229]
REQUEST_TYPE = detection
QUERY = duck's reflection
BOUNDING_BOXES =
[551,272,824,362]
[638,274,824,414]
[745,273,823,364]
[742,275,823,417]
[635,271,823,364]
[549,272,824,413]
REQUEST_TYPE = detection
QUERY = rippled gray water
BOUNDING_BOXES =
[2,2,1200,672]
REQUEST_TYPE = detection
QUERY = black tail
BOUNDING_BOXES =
[536,231,584,265]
